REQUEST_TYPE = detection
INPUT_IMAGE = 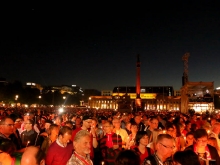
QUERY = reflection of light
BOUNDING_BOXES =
[59,108,64,113]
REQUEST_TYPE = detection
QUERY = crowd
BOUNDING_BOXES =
[0,107,220,165]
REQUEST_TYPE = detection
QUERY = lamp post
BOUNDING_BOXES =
[63,96,66,106]
[15,95,19,110]
[39,96,41,107]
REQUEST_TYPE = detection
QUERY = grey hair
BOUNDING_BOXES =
[74,130,91,142]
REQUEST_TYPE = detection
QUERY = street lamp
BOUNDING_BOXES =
[15,95,19,110]
[63,96,66,106]
[39,96,41,107]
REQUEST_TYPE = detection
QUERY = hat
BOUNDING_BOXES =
[82,115,92,121]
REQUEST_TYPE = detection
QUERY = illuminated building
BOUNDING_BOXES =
[88,86,181,111]
[181,81,214,113]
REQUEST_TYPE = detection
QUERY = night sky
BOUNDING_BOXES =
[1,3,220,91]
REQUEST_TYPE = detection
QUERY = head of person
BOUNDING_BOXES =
[155,134,175,160]
[173,150,200,165]
[103,121,113,134]
[186,132,194,146]
[125,122,131,131]
[211,122,220,134]
[23,113,32,121]
[24,119,34,131]
[112,118,121,129]
[70,114,77,122]
[65,121,73,129]
[185,121,191,130]
[130,122,138,134]
[44,120,53,132]
[11,115,23,129]
[0,138,16,155]
[149,117,159,130]
[101,116,107,124]
[58,126,72,146]
[75,116,82,125]
[48,124,59,137]
[91,117,98,128]
[0,117,14,137]
[21,146,45,165]
[115,150,140,165]
[135,131,149,147]
[166,124,175,137]
[73,130,91,157]
[82,116,92,129]
[54,116,62,126]
[194,129,208,148]
[134,115,142,124]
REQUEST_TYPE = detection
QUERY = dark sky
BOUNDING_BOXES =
[1,3,220,91]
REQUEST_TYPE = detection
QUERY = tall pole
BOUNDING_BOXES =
[135,54,141,111]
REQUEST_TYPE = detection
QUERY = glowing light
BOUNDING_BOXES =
[59,108,64,113]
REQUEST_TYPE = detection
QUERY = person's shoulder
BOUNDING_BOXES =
[184,145,194,151]
[207,144,218,151]
[73,127,82,133]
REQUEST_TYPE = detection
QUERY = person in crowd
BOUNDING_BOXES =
[41,124,59,154]
[45,126,73,165]
[146,117,159,143]
[115,150,140,165]
[9,115,23,150]
[173,150,200,165]
[69,114,77,126]
[113,117,128,148]
[0,117,14,140]
[157,115,166,130]
[91,117,104,140]
[209,122,220,150]
[147,129,163,151]
[132,131,153,164]
[125,122,138,149]
[185,129,220,165]
[54,116,62,129]
[208,137,220,156]
[0,138,16,165]
[125,122,131,135]
[210,118,217,127]
[183,132,194,149]
[21,146,45,165]
[21,113,40,134]
[133,115,145,131]
[65,121,73,129]
[182,121,191,136]
[142,134,174,165]
[100,121,122,165]
[191,123,198,132]
[91,117,104,165]
[73,116,82,130]
[21,119,40,148]
[66,130,93,165]
[71,115,98,160]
